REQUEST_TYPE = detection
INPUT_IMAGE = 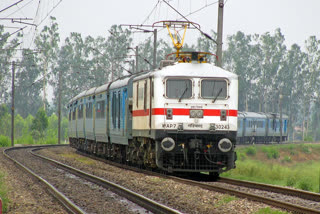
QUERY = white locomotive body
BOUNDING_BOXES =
[68,52,238,177]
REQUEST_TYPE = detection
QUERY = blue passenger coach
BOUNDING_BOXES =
[237,111,288,144]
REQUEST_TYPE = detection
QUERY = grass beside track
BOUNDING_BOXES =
[0,172,9,212]
[222,143,320,193]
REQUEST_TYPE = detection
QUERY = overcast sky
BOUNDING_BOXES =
[1,0,320,49]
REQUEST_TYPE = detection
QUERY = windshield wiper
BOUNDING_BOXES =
[179,82,188,102]
[212,88,222,103]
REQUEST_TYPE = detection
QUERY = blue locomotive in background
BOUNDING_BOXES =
[237,111,288,144]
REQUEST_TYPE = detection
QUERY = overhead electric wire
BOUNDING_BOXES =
[182,0,219,19]
[4,0,35,18]
[0,0,25,14]
[141,0,161,25]
[162,0,217,44]
[36,0,62,27]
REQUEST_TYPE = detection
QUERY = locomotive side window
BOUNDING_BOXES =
[201,79,227,99]
[166,79,192,99]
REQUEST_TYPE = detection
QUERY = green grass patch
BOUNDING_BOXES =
[245,146,257,156]
[255,207,288,214]
[0,173,9,212]
[215,195,237,208]
[223,144,320,193]
[61,153,96,165]
[0,135,10,147]
[262,146,279,159]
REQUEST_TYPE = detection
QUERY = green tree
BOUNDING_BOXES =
[15,49,43,117]
[31,108,48,140]
[224,31,260,111]
[305,36,320,140]
[0,104,10,136]
[34,16,60,110]
[0,25,19,103]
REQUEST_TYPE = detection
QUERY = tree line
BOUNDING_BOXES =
[0,16,319,142]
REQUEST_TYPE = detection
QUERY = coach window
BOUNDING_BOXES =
[86,102,92,118]
[69,109,71,121]
[72,107,76,120]
[166,78,192,99]
[78,104,83,119]
[96,101,105,118]
[112,92,116,128]
[118,91,121,129]
[201,79,227,99]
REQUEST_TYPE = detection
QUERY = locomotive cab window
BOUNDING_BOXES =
[166,78,192,99]
[201,79,228,99]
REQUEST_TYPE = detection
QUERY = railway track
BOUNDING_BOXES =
[4,145,181,214]
[71,148,320,214]
[169,176,320,214]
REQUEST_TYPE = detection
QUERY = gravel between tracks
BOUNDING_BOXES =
[36,146,284,214]
[6,147,149,214]
[0,148,67,214]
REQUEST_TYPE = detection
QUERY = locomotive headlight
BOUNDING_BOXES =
[217,138,233,153]
[161,137,175,152]
[190,110,203,118]
[196,110,203,118]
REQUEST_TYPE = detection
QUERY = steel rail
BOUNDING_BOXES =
[31,148,182,214]
[167,176,320,214]
[3,145,85,214]
[76,149,320,213]
[219,177,320,202]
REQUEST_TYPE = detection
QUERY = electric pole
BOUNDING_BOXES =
[11,61,15,147]
[153,29,157,70]
[216,0,224,68]
[58,69,62,144]
[135,46,139,73]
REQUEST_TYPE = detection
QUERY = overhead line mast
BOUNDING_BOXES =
[216,0,224,67]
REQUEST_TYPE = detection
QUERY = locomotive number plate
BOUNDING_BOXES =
[214,124,230,130]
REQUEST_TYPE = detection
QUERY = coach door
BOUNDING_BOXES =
[133,78,151,136]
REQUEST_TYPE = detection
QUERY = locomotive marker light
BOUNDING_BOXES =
[161,137,176,152]
[218,138,233,153]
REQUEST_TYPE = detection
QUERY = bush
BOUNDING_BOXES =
[262,147,279,159]
[245,146,256,156]
[282,156,292,163]
[286,176,296,187]
[0,135,10,147]
[16,135,34,145]
[298,177,313,191]
[45,137,57,145]
[300,145,311,154]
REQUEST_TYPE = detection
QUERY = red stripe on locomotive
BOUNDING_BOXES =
[133,108,237,117]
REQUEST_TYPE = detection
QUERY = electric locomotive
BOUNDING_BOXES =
[67,21,238,177]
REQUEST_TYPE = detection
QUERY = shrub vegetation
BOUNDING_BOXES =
[223,144,320,193]
[0,105,68,147]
